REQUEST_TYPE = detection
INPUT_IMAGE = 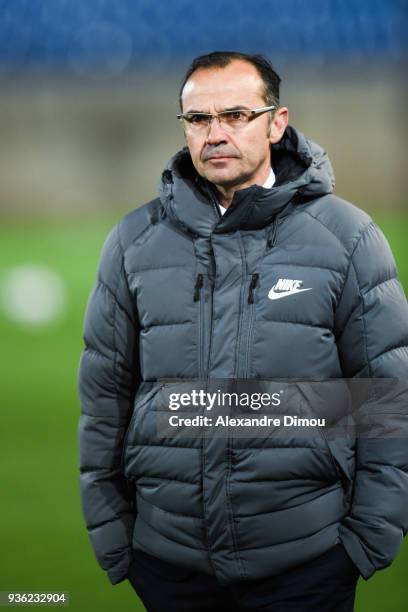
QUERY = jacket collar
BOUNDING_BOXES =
[159,125,335,237]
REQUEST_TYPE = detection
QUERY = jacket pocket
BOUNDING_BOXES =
[121,383,164,474]
[296,382,356,504]
[316,425,342,483]
[297,388,343,486]
[317,426,354,507]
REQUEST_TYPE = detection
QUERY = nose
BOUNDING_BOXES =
[205,116,228,145]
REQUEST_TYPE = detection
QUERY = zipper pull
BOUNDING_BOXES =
[248,273,259,304]
[193,273,204,301]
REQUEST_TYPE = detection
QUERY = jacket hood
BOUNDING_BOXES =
[158,125,335,237]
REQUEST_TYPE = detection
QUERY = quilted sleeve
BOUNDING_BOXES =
[334,221,408,579]
[77,222,141,585]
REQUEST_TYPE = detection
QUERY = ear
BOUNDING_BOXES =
[268,107,289,144]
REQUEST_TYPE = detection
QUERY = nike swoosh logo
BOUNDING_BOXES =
[268,287,313,300]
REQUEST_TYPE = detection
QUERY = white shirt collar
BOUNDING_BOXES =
[218,167,275,215]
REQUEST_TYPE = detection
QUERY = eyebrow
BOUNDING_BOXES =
[183,105,252,114]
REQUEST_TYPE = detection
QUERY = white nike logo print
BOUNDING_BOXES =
[268,278,312,301]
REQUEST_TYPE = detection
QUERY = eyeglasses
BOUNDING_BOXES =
[177,105,276,133]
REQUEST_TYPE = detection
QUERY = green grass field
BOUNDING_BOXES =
[1,214,407,611]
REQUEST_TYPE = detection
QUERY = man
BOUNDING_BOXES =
[78,52,408,611]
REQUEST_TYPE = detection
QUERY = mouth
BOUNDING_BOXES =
[206,156,235,161]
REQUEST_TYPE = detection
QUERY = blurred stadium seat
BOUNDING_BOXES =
[0,0,406,75]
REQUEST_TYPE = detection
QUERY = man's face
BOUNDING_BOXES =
[180,60,287,190]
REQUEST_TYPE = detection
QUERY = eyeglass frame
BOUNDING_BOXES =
[177,105,277,131]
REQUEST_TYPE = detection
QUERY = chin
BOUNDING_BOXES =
[203,167,241,184]
[207,173,236,184]
[211,173,249,190]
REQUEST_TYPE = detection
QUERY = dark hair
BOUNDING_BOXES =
[178,51,281,111]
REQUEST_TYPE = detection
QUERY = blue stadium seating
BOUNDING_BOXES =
[0,0,406,71]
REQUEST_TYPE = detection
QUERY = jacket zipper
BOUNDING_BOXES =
[241,220,277,376]
[243,273,259,377]
[206,275,215,378]
[234,273,260,378]
[228,272,256,577]
[194,273,206,379]
[194,236,216,380]
[236,219,279,379]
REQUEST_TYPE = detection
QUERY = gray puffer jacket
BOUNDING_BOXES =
[77,125,408,586]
